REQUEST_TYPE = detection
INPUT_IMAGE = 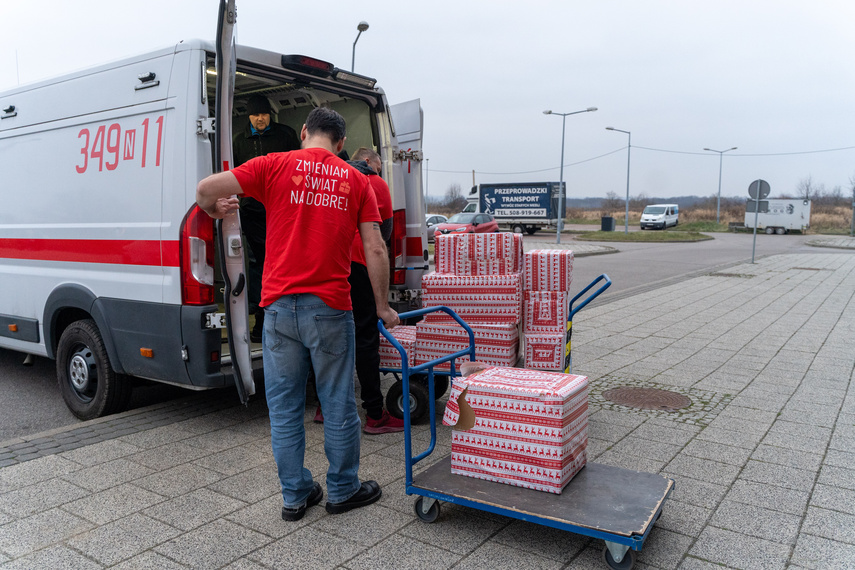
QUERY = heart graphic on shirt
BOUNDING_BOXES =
[340,181,351,195]
[291,175,304,185]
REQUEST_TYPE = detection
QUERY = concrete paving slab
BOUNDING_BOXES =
[680,439,752,467]
[0,477,89,519]
[655,500,712,538]
[59,457,157,492]
[824,449,855,470]
[817,465,855,491]
[343,533,459,570]
[809,483,855,516]
[453,541,565,570]
[739,460,817,492]
[791,533,855,569]
[110,551,191,569]
[142,488,248,531]
[689,526,789,569]
[749,444,824,472]
[800,506,855,545]
[63,482,167,525]
[0,508,94,558]
[635,528,695,570]
[709,499,801,545]
[154,519,272,569]
[0,544,102,570]
[724,479,810,517]
[65,512,180,566]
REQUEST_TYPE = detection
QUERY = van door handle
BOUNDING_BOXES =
[1,105,16,119]
[231,273,246,296]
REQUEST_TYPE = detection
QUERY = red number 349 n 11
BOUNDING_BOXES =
[76,116,163,174]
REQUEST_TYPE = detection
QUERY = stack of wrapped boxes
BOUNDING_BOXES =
[442,366,588,494]
[522,249,574,370]
[417,233,524,371]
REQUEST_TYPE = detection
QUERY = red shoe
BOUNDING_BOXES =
[363,410,405,434]
[313,407,324,424]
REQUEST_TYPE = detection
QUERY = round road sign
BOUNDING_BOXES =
[748,179,771,200]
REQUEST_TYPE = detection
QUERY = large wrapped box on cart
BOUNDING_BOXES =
[442,366,588,494]
[435,233,524,275]
[378,325,417,369]
[524,249,573,291]
[415,322,519,372]
[523,290,569,334]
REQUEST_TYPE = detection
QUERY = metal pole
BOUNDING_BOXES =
[425,158,429,197]
[351,30,362,72]
[715,152,724,224]
[624,132,631,234]
[751,187,760,264]
[557,114,566,244]
[851,185,855,237]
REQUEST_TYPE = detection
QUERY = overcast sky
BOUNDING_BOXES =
[3,1,854,200]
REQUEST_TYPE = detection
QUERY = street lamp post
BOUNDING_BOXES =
[606,127,631,234]
[703,147,737,224]
[351,21,369,72]
[543,107,598,244]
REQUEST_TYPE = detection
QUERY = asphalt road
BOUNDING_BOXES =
[0,230,840,442]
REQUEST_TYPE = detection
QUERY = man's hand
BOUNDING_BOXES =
[377,306,400,329]
[207,197,240,219]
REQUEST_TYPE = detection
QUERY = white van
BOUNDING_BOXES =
[640,204,679,230]
[0,39,427,420]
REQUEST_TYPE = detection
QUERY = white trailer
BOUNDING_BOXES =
[744,199,811,234]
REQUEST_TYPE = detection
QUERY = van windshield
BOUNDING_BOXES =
[643,207,666,215]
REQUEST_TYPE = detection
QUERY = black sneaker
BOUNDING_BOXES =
[281,482,323,522]
[325,481,382,514]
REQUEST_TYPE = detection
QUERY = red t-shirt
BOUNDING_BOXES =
[351,174,392,266]
[232,147,380,310]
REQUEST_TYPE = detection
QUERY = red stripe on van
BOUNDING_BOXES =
[0,239,180,267]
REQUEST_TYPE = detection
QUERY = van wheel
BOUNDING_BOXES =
[512,224,525,234]
[526,227,538,235]
[56,319,132,420]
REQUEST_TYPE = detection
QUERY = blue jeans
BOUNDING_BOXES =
[263,294,361,508]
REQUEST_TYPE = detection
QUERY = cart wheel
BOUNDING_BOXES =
[414,497,441,523]
[602,545,637,570]
[385,380,430,422]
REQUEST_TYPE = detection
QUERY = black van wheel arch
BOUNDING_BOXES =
[56,319,132,420]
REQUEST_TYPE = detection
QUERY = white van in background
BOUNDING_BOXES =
[0,39,427,420]
[640,204,679,230]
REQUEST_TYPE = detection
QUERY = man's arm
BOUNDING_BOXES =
[359,220,400,328]
[196,171,244,219]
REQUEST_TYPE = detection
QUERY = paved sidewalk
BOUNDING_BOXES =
[0,252,853,569]
[805,236,855,250]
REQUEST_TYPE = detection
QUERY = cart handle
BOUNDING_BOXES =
[569,273,611,320]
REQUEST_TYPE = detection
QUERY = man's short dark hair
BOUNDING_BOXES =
[305,107,346,144]
[352,147,380,163]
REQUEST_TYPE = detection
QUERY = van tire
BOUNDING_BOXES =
[56,319,132,420]
[512,224,525,234]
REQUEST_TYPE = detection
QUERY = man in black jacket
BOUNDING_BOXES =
[233,95,301,341]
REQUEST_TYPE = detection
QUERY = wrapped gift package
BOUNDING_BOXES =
[524,249,574,291]
[524,333,567,370]
[435,233,523,275]
[442,366,588,494]
[415,322,519,372]
[378,325,417,369]
[422,273,522,297]
[523,290,569,334]
[422,293,521,325]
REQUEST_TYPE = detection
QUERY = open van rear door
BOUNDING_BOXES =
[214,0,255,403]
[389,99,427,295]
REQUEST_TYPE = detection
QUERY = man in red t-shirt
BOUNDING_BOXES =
[197,107,399,522]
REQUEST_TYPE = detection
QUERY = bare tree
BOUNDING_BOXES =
[601,191,622,215]
[444,183,467,212]
[796,175,816,200]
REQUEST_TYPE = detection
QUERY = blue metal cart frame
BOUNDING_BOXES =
[378,274,675,570]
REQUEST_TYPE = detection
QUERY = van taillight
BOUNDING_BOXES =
[390,209,407,285]
[180,205,215,305]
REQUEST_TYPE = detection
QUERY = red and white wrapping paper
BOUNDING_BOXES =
[524,333,566,370]
[422,273,522,297]
[422,293,521,325]
[435,233,524,275]
[378,325,417,369]
[523,290,570,334]
[442,366,588,494]
[524,249,574,291]
[415,322,519,372]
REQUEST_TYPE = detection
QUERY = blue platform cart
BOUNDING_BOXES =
[378,275,675,570]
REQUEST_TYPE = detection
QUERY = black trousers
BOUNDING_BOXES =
[348,262,383,416]
[240,199,265,312]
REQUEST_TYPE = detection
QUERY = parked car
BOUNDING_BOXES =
[433,213,499,239]
[425,214,448,242]
[640,204,679,230]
